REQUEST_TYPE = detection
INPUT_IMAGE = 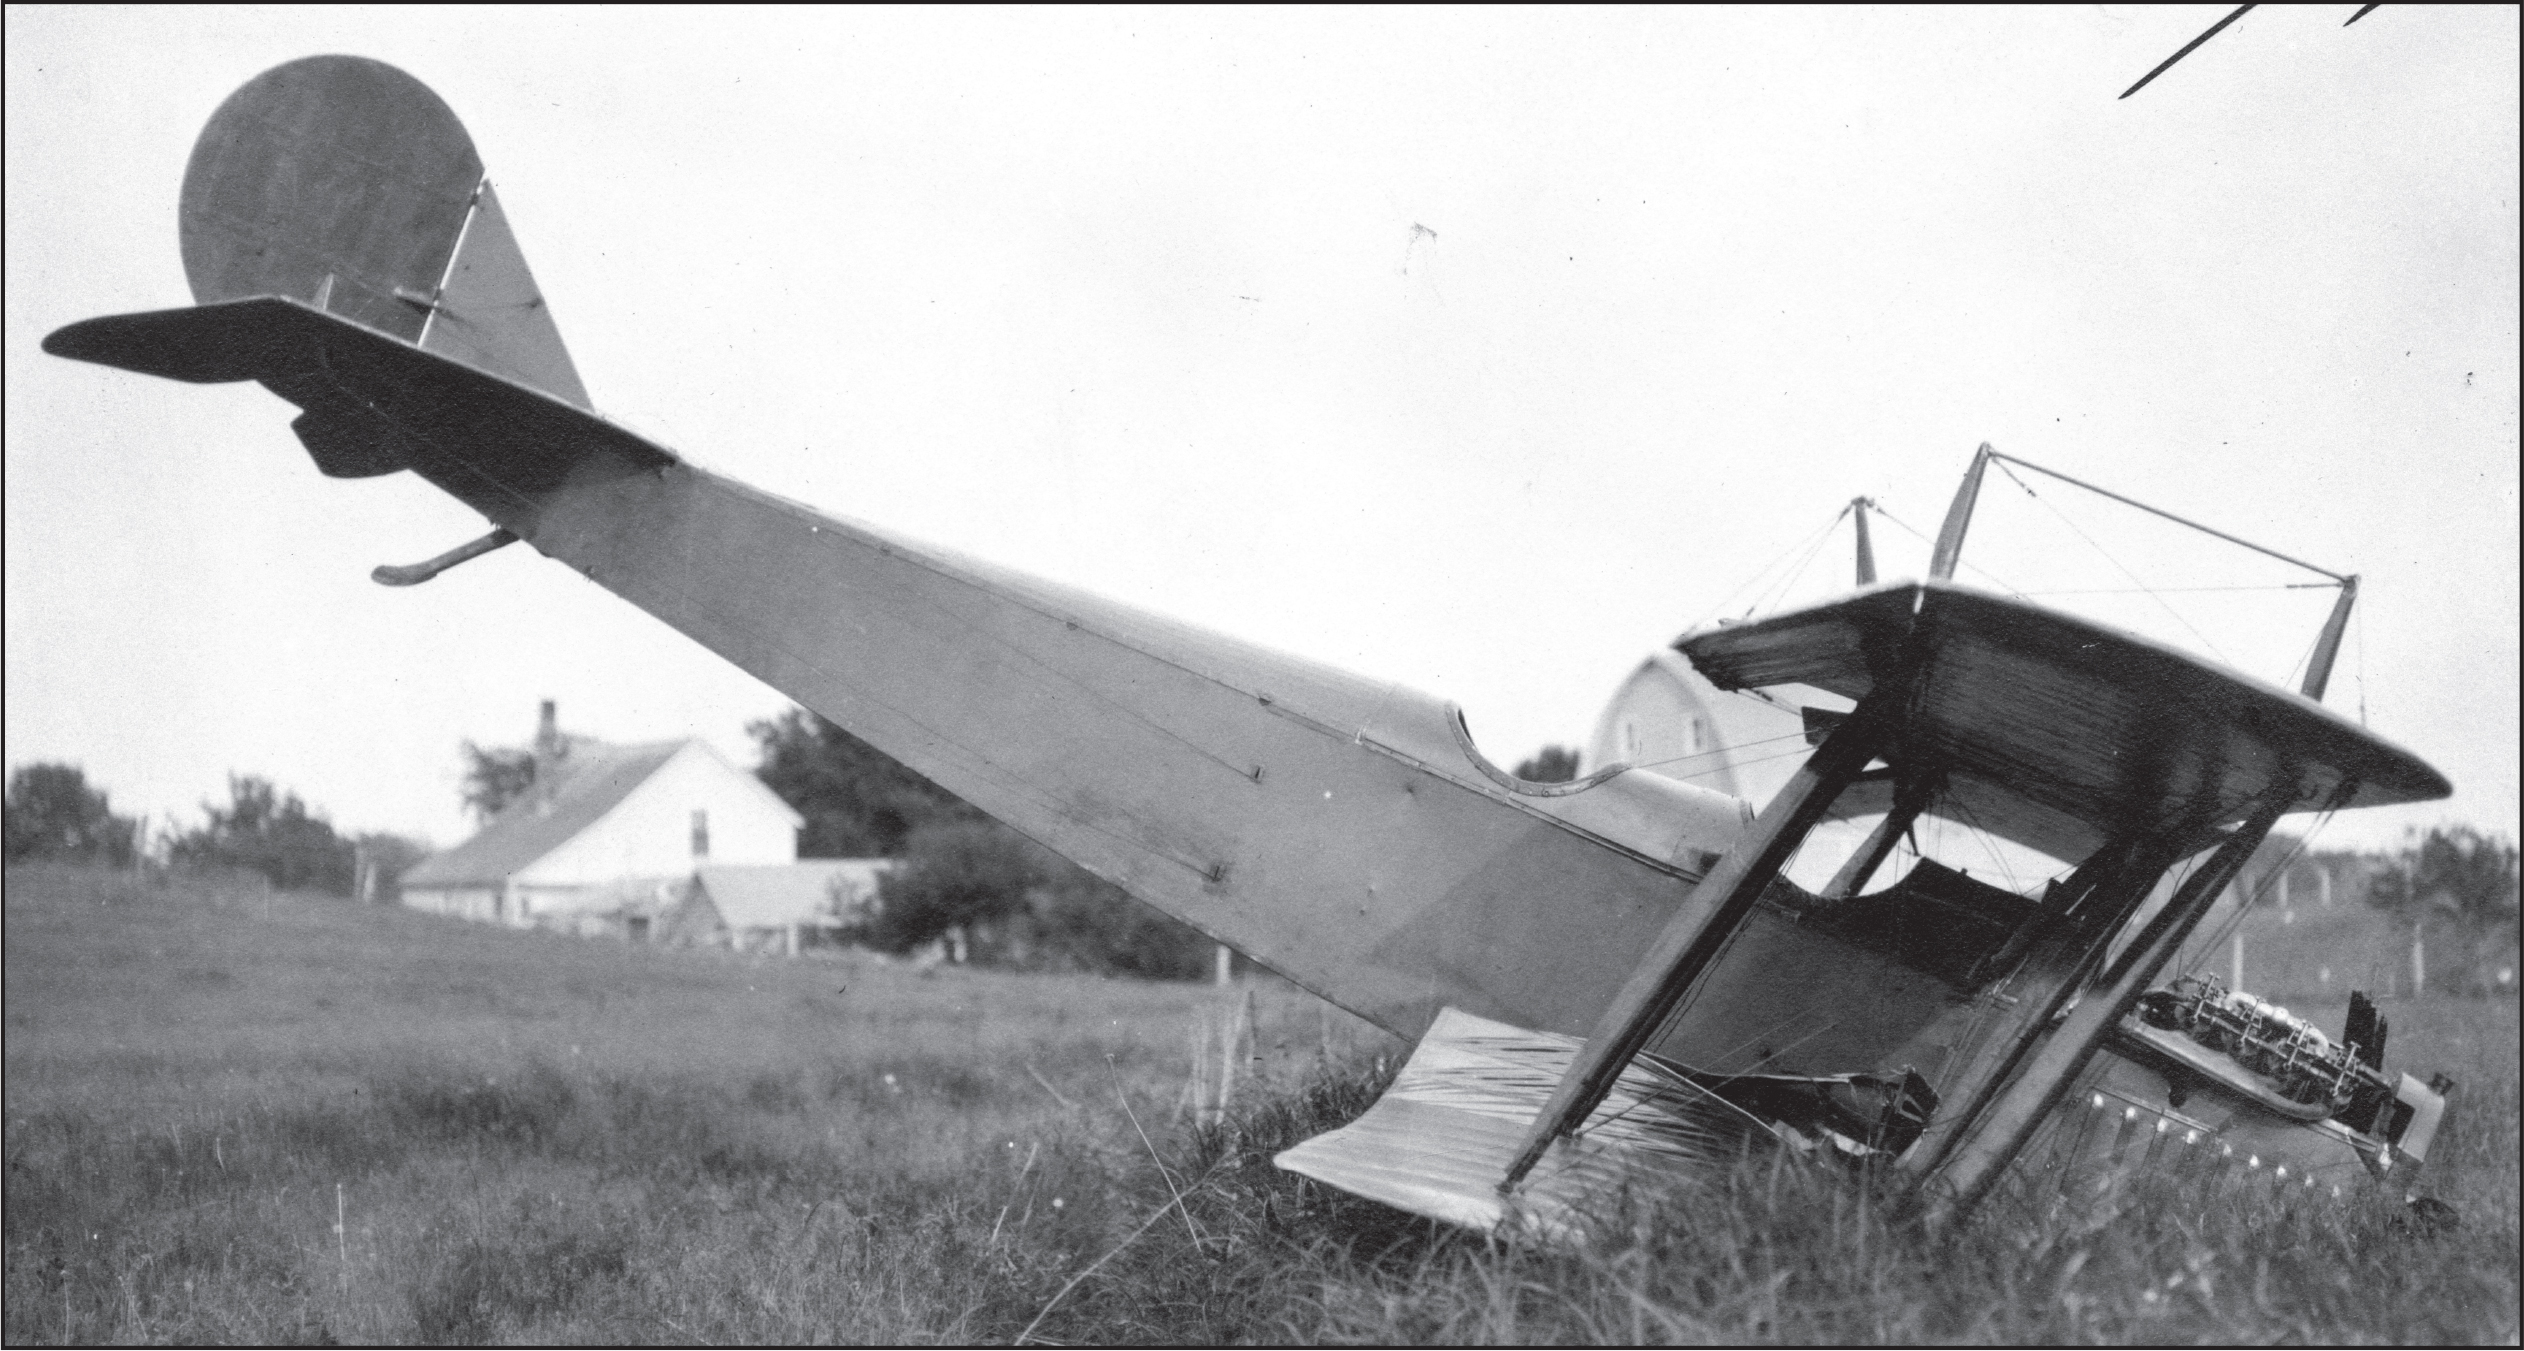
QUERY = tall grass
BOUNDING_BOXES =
[6,863,2516,1344]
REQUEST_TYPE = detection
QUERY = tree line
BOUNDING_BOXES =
[14,733,2513,994]
[3,763,428,898]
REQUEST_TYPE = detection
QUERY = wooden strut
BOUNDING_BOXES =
[1822,769,1934,900]
[1895,834,2175,1187]
[1499,691,1899,1191]
[1851,496,1878,587]
[1915,791,2293,1223]
[2300,575,2358,702]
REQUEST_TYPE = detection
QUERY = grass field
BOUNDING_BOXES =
[6,863,2516,1344]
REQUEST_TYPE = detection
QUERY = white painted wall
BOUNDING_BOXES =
[1583,649,1805,803]
[516,742,799,888]
[404,885,502,922]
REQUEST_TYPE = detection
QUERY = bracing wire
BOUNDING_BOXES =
[1629,730,1811,774]
[1746,504,1852,618]
[1990,457,2235,666]
[2174,810,2335,985]
[2021,583,2336,596]
[1932,783,2035,895]
[1684,506,1850,634]
[1654,739,1826,783]
[1868,501,2029,598]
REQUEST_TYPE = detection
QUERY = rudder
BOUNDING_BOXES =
[179,55,589,414]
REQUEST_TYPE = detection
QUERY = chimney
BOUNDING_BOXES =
[533,700,563,789]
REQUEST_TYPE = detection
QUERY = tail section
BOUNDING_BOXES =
[178,55,588,414]
[48,54,1772,1061]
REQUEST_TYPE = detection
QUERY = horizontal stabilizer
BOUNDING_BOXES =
[1275,1007,1767,1239]
[45,297,668,498]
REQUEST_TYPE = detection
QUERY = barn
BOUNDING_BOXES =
[1581,648,1808,801]
[400,702,804,931]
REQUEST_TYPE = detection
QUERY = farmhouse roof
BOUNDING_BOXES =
[401,740,687,889]
[695,860,890,930]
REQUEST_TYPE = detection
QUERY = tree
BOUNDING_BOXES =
[3,763,139,866]
[1028,862,1215,980]
[860,816,1214,976]
[459,742,538,821]
[867,819,1039,952]
[749,707,979,857]
[353,831,435,900]
[1513,745,1583,784]
[2367,826,2520,995]
[170,774,356,895]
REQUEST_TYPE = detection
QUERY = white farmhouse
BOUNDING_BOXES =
[401,702,802,929]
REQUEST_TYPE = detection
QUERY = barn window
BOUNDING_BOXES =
[691,809,710,858]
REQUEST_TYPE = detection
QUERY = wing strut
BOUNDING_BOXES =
[1499,691,1901,1190]
[1916,790,2292,1221]
[1822,768,1932,899]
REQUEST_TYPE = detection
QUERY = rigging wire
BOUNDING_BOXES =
[2020,583,2336,596]
[1932,783,2036,895]
[1683,506,1849,634]
[1868,501,2029,598]
[1990,457,2234,666]
[2174,809,2335,985]
[1746,503,1851,618]
[1655,739,1826,783]
[1629,730,1810,774]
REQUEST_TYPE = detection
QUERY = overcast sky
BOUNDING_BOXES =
[6,6,2515,855]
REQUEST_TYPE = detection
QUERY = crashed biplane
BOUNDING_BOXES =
[46,56,2455,1237]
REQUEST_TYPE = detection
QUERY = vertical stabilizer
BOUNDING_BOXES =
[176,55,587,410]
[419,183,590,408]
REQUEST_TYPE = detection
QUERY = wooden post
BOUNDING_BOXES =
[1213,942,1233,987]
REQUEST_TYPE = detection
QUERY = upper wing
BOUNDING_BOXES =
[1678,581,2449,862]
